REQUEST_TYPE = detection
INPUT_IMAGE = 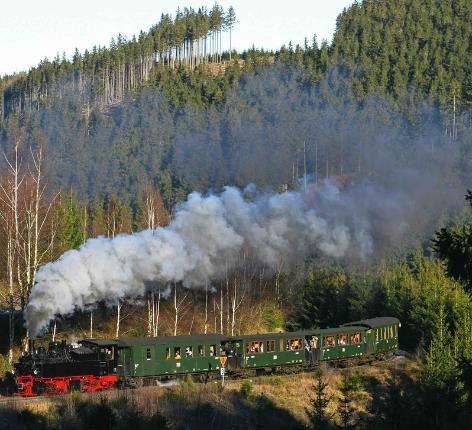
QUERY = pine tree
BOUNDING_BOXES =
[225,6,237,61]
[422,300,461,428]
[59,192,84,250]
[337,372,357,429]
[306,369,332,429]
[433,190,472,292]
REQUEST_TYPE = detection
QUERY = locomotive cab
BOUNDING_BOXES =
[76,339,121,375]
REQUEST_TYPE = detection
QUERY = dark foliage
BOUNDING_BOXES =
[0,408,49,430]
[433,191,472,291]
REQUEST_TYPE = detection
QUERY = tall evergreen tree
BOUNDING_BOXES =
[433,190,472,292]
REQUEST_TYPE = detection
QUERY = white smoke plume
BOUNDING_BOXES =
[25,180,422,336]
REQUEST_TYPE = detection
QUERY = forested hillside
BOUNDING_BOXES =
[332,0,472,108]
[0,4,236,117]
[1,2,472,426]
[1,0,471,206]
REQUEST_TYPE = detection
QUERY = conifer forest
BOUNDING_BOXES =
[1,1,472,429]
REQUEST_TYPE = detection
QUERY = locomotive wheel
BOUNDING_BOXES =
[70,380,82,392]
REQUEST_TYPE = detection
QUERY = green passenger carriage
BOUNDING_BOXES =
[115,334,225,380]
[110,316,400,383]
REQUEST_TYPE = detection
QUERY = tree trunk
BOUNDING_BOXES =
[90,311,93,338]
[52,320,57,342]
[204,282,208,334]
[155,288,160,337]
[220,283,224,334]
[115,301,121,338]
[173,284,178,336]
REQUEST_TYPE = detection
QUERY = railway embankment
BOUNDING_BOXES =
[0,357,416,429]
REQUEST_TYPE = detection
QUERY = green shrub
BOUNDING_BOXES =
[240,379,254,399]
[263,376,283,386]
[263,304,285,332]
[339,370,365,392]
[0,354,13,376]
[182,373,198,394]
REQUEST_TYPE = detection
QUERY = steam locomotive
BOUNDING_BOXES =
[14,339,118,396]
[12,317,400,397]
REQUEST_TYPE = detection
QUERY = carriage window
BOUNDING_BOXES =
[185,346,194,358]
[146,348,151,360]
[323,336,335,348]
[351,333,362,344]
[338,334,348,346]
[286,338,303,351]
[247,341,264,354]
[384,327,387,339]
[394,325,397,337]
[266,340,276,353]
[209,345,216,357]
[390,326,394,338]
[174,347,181,360]
[165,348,170,360]
[198,345,205,357]
[376,329,379,341]
[280,339,284,352]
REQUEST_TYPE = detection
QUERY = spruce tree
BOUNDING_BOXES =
[306,369,332,429]
[59,193,84,250]
[433,190,472,292]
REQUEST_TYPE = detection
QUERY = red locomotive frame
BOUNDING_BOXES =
[15,374,118,397]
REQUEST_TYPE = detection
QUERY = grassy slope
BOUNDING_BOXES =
[0,358,418,429]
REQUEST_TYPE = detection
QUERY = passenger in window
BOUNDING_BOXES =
[185,347,193,358]
[175,348,181,360]
[310,336,318,349]
[338,334,347,346]
[166,348,170,360]
[325,336,335,347]
[351,333,361,344]
[209,345,215,356]
[199,346,205,357]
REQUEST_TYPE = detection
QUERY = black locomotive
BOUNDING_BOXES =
[13,339,119,396]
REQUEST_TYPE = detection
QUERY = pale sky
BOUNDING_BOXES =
[0,0,354,76]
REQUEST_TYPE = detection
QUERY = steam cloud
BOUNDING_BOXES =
[26,179,419,336]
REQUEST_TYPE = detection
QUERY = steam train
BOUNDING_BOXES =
[13,317,400,397]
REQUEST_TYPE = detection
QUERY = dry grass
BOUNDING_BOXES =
[1,358,418,429]
[224,358,417,426]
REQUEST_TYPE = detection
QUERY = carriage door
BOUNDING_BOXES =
[222,340,241,370]
[117,348,132,377]
[306,334,320,364]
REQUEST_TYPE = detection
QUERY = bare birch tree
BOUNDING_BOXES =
[172,283,189,336]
